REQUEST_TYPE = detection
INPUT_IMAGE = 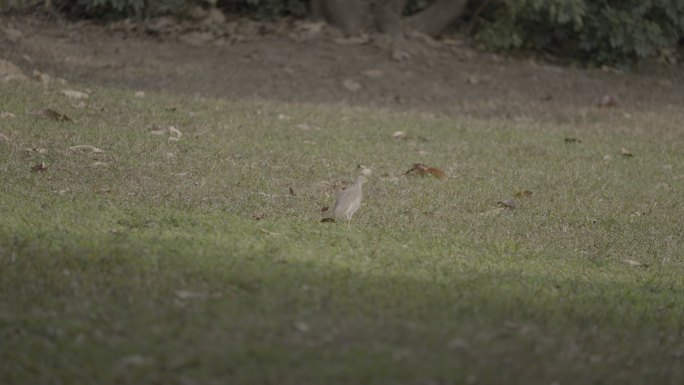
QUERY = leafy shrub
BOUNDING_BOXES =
[476,0,684,65]
[233,0,308,19]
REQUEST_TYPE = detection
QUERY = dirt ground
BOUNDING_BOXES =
[2,13,683,126]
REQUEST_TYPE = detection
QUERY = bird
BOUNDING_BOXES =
[334,174,368,225]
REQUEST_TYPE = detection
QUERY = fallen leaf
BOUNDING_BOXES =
[69,145,104,153]
[59,89,89,99]
[620,147,633,157]
[31,162,47,172]
[598,94,621,108]
[149,127,167,135]
[343,78,362,92]
[31,108,73,122]
[406,163,429,176]
[564,137,581,143]
[426,167,448,179]
[168,126,182,141]
[259,228,279,236]
[497,199,517,209]
[32,70,51,86]
[392,131,407,140]
[174,289,208,300]
[25,147,48,154]
[294,321,310,332]
[391,49,410,61]
[405,163,447,179]
[358,165,373,176]
[514,190,533,198]
[362,69,384,78]
[334,34,369,45]
[623,259,647,268]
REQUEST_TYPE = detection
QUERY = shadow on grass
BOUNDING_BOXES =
[1,225,682,385]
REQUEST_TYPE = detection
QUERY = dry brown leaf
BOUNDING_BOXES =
[69,145,104,153]
[406,163,447,179]
[406,163,429,176]
[31,162,47,172]
[598,94,621,108]
[31,108,73,122]
[620,147,633,157]
[514,190,533,199]
[32,70,52,86]
[426,167,448,179]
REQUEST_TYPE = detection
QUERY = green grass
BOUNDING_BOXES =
[1,81,683,385]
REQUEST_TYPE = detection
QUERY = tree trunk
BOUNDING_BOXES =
[372,0,408,36]
[407,0,468,36]
[312,0,371,36]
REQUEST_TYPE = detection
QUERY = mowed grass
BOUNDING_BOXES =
[1,81,683,385]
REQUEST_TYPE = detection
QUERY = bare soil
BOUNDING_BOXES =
[2,14,683,126]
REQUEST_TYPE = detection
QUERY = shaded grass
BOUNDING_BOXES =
[0,81,683,384]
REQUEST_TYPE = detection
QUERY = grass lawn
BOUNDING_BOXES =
[1,81,683,384]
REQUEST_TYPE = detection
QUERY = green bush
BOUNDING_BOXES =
[475,0,684,65]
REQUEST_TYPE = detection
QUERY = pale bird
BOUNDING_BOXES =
[334,174,368,224]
